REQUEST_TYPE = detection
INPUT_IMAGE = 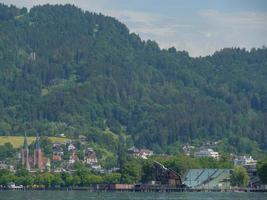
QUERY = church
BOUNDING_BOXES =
[21,134,50,171]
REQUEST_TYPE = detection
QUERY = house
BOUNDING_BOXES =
[234,156,257,174]
[52,152,62,161]
[84,148,98,165]
[53,142,62,149]
[127,146,140,156]
[127,147,153,159]
[0,161,8,170]
[29,52,36,61]
[69,152,79,164]
[182,144,195,156]
[68,144,76,152]
[194,149,219,159]
[139,149,154,159]
[52,142,64,157]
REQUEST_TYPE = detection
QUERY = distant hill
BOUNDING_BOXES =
[0,3,266,155]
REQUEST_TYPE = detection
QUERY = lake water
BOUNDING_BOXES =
[0,191,266,200]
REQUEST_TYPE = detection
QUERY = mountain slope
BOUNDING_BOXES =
[0,4,267,155]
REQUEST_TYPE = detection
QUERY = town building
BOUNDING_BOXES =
[68,144,76,152]
[52,142,64,161]
[234,155,257,166]
[234,155,257,175]
[194,148,219,160]
[0,161,8,170]
[127,146,140,156]
[69,151,79,164]
[52,152,62,161]
[182,144,195,156]
[127,147,154,159]
[84,148,98,165]
[139,149,154,159]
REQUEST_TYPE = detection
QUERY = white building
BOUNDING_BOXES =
[138,149,154,159]
[127,147,153,159]
[234,156,257,166]
[68,144,76,152]
[69,154,79,164]
[194,149,219,159]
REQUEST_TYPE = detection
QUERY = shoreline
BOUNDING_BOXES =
[0,187,266,193]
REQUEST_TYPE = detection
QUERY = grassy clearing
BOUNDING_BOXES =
[0,136,67,148]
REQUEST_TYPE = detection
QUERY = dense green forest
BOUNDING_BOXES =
[0,4,267,155]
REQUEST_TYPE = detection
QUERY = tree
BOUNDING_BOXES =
[0,143,16,160]
[15,169,33,186]
[230,166,249,187]
[0,169,15,187]
[40,137,53,157]
[103,173,121,184]
[72,175,81,186]
[257,160,267,184]
[51,173,64,187]
[83,174,103,185]
[117,134,126,169]
[36,172,55,188]
[120,161,141,184]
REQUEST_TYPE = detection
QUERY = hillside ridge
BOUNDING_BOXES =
[0,3,267,156]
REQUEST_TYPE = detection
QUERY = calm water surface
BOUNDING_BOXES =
[0,191,266,200]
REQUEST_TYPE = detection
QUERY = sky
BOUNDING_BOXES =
[2,0,267,57]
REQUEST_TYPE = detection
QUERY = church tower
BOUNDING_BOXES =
[33,134,43,169]
[21,134,30,170]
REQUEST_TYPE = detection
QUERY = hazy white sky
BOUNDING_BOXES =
[1,0,267,57]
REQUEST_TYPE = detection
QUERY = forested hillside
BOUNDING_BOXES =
[0,4,267,155]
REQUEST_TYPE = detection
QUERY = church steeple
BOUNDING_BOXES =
[21,133,30,171]
[23,133,28,149]
[34,134,43,170]
[35,134,41,149]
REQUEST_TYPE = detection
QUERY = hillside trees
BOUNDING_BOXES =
[230,166,249,187]
[0,4,266,155]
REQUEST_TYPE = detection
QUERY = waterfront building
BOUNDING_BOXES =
[183,169,231,189]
